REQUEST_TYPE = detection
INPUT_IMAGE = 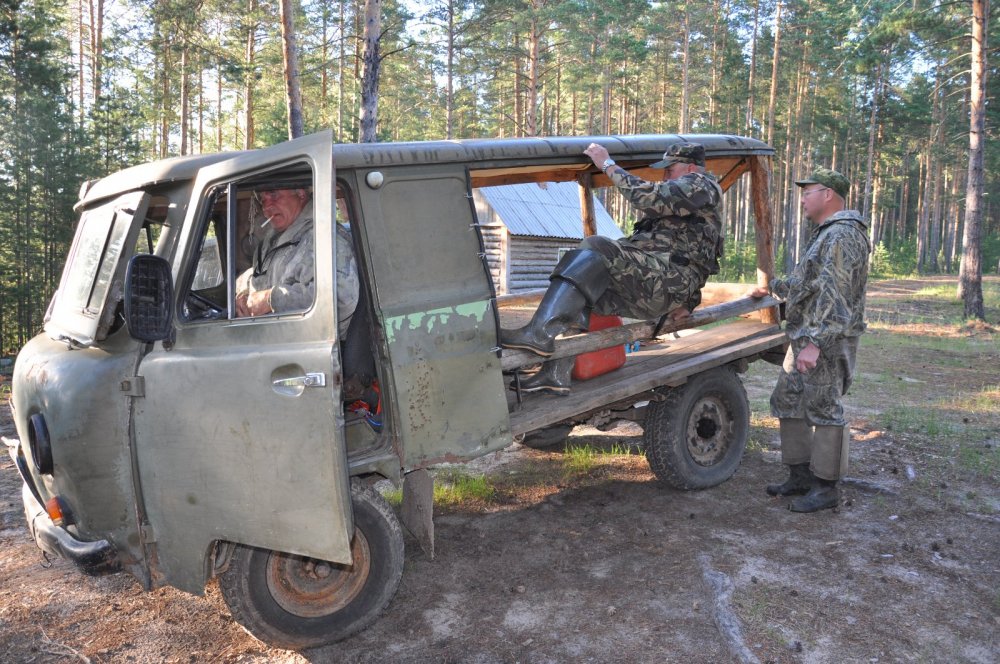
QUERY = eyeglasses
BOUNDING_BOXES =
[801,187,829,198]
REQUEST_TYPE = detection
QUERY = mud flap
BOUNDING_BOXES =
[401,468,434,559]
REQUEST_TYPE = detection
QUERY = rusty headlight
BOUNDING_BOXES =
[28,413,53,474]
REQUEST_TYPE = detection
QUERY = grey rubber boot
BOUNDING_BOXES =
[516,356,576,395]
[789,478,840,512]
[766,463,814,496]
[500,249,609,357]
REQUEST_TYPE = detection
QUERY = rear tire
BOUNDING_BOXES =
[218,481,404,649]
[643,366,749,490]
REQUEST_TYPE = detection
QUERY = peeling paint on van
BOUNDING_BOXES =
[384,300,490,343]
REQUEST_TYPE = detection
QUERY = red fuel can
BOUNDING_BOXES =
[572,314,627,381]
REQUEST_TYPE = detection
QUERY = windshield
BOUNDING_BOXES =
[45,191,150,346]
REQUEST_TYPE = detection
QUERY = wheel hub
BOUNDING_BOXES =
[686,395,732,466]
[265,531,372,618]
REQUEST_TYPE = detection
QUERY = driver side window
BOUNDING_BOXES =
[181,164,316,322]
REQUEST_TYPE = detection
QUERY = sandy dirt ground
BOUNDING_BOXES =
[1,277,997,663]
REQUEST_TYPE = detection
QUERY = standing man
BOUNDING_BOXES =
[751,168,870,513]
[500,141,724,394]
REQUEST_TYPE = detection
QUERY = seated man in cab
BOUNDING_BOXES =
[235,186,359,339]
[500,142,724,394]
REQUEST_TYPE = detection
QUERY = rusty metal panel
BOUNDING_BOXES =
[355,164,510,468]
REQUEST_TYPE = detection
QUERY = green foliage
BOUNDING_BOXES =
[870,238,918,279]
[0,0,86,351]
[1,0,997,347]
[717,236,759,283]
[982,233,1000,276]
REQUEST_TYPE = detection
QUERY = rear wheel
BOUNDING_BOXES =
[643,366,749,490]
[218,481,404,649]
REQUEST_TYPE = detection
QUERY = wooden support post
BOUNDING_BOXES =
[401,468,434,559]
[749,155,780,325]
[578,172,598,237]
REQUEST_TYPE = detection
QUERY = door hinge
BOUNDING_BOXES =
[121,376,145,397]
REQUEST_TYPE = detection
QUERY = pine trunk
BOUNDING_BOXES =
[861,56,883,220]
[765,2,782,146]
[180,44,189,155]
[280,0,305,139]
[446,0,455,139]
[958,0,987,319]
[244,0,256,150]
[526,11,541,136]
[360,0,381,143]
[678,8,690,133]
[745,0,760,136]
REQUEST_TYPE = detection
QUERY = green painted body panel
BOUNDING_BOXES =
[353,163,510,467]
[10,330,148,582]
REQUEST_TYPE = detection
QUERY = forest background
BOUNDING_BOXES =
[0,0,996,351]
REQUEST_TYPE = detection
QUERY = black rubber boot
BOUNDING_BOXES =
[789,478,840,513]
[516,356,575,395]
[766,463,814,496]
[500,279,587,356]
[500,249,609,357]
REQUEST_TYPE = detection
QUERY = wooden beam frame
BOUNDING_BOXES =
[500,295,780,371]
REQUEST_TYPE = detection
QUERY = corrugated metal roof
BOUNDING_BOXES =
[475,181,624,240]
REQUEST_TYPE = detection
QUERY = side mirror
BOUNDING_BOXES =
[125,255,174,342]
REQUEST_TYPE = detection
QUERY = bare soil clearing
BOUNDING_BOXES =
[1,277,997,663]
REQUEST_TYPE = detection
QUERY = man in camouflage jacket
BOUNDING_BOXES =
[500,141,723,394]
[752,167,870,513]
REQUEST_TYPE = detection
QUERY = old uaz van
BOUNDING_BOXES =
[6,132,783,649]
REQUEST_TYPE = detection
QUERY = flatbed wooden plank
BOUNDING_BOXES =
[507,321,785,435]
[496,282,769,311]
[499,295,781,371]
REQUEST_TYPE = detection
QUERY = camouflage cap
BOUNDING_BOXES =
[795,167,850,199]
[650,142,706,169]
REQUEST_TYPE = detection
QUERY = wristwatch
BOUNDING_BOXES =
[601,158,616,172]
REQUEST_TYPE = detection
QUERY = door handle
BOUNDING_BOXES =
[272,372,327,389]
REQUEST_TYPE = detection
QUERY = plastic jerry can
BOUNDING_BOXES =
[572,314,627,381]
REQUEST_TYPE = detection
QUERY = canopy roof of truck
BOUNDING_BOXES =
[77,133,773,210]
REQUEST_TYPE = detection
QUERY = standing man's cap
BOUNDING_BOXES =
[795,167,850,199]
[650,142,705,168]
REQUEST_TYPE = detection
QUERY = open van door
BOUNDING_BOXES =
[131,131,354,593]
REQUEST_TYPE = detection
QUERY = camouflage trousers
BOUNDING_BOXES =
[770,336,860,427]
[579,236,701,320]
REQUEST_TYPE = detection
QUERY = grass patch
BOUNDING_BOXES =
[563,444,599,475]
[433,469,496,506]
[881,405,958,437]
[956,384,1000,413]
[913,284,961,300]
[562,443,634,476]
[381,487,402,507]
[379,468,497,508]
[862,328,996,353]
[913,281,1000,308]
[957,441,1000,479]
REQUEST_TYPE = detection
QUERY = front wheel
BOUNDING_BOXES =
[643,366,750,490]
[218,481,404,650]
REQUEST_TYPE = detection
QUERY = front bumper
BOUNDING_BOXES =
[4,436,120,575]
